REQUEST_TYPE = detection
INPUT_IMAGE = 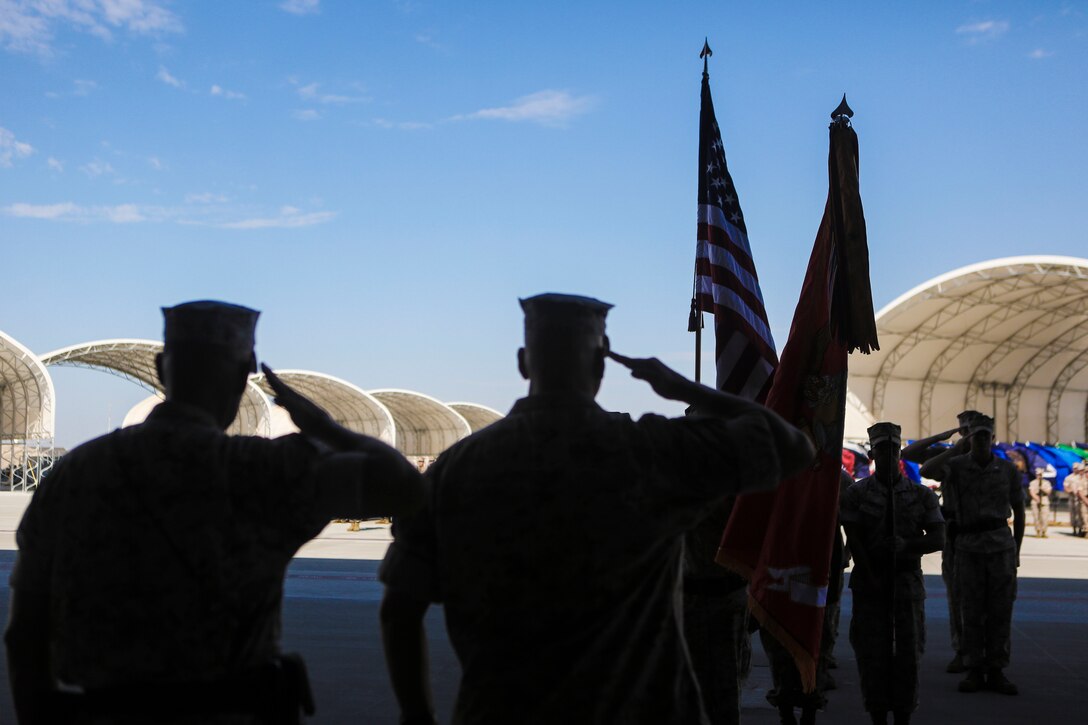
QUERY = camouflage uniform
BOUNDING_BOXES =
[12,401,325,722]
[840,473,943,714]
[1067,469,1087,537]
[1028,475,1052,537]
[683,498,750,725]
[939,454,1021,671]
[380,395,782,725]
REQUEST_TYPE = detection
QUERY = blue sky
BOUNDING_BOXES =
[2,1,1086,448]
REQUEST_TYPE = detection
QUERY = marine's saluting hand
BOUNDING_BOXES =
[607,351,692,402]
[262,364,333,435]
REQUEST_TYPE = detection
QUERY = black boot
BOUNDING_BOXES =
[958,668,986,693]
[869,711,888,725]
[986,668,1019,695]
[800,707,817,725]
[777,705,797,725]
[893,711,911,725]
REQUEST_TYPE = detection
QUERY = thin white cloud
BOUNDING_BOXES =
[297,81,367,104]
[956,20,1010,42]
[371,117,431,130]
[414,32,443,50]
[210,84,246,100]
[1028,48,1054,59]
[80,159,115,177]
[0,126,35,167]
[47,156,64,172]
[280,0,320,15]
[451,90,596,127]
[220,207,336,229]
[0,0,182,56]
[185,192,229,204]
[148,156,164,170]
[4,197,336,229]
[157,66,182,88]
[4,202,79,219]
[2,201,148,223]
[73,78,97,95]
[292,109,321,121]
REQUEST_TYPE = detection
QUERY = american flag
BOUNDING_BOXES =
[694,66,778,400]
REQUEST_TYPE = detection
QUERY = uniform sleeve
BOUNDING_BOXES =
[839,483,861,524]
[378,466,442,603]
[940,464,958,516]
[1010,466,1025,506]
[920,487,944,525]
[228,433,326,545]
[637,410,782,504]
[9,461,64,592]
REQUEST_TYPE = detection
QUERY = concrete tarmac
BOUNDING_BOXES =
[0,492,1085,723]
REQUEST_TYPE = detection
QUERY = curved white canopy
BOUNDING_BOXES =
[370,389,471,457]
[1,329,55,440]
[252,370,396,445]
[1,329,56,486]
[446,402,504,433]
[42,340,271,436]
[849,256,1088,442]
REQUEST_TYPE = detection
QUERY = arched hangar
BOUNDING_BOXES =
[848,256,1088,443]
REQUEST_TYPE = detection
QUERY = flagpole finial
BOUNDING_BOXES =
[831,94,854,126]
[701,38,713,76]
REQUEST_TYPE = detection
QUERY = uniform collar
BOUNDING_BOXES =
[145,399,223,430]
[510,393,604,415]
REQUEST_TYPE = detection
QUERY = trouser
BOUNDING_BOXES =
[761,625,828,711]
[1072,498,1086,536]
[955,548,1017,669]
[849,595,925,714]
[1031,501,1049,536]
[683,587,750,725]
[941,534,962,655]
[820,572,845,668]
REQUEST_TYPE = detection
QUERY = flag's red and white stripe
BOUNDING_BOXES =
[693,74,778,399]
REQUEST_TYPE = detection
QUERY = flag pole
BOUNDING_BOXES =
[690,39,713,384]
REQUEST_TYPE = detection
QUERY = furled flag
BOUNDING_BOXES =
[717,97,879,692]
[692,41,778,399]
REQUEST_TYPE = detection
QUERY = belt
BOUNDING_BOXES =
[956,518,1009,535]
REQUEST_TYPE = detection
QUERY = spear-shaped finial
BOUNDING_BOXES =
[701,38,713,76]
[831,94,854,125]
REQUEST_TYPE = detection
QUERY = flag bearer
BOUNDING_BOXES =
[842,423,945,725]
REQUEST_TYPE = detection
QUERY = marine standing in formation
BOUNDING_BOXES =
[841,422,945,725]
[900,409,980,674]
[1028,467,1052,538]
[6,301,427,724]
[379,293,813,725]
[1068,461,1088,537]
[920,414,1025,696]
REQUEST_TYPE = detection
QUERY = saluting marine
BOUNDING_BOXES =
[841,422,945,725]
[920,414,1025,696]
[379,293,813,725]
[6,300,426,724]
[900,409,980,674]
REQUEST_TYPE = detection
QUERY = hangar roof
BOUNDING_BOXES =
[848,256,1088,443]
